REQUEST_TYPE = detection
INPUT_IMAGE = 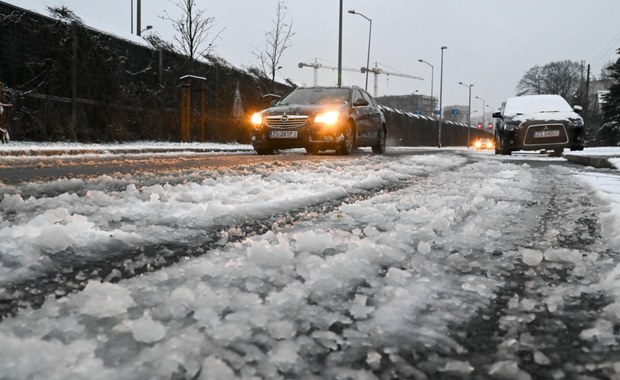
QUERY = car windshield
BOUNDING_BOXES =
[278,88,349,105]
[504,95,573,116]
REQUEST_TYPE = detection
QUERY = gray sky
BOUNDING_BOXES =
[9,0,620,116]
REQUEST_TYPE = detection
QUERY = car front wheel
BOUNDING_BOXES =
[371,127,386,154]
[336,122,355,155]
[255,147,275,155]
[305,145,319,155]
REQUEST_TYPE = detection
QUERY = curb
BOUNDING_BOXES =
[563,154,618,170]
[0,147,254,157]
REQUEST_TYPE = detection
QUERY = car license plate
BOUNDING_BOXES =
[270,130,298,139]
[533,130,560,138]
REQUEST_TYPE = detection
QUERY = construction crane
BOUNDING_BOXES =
[298,58,361,86]
[361,62,423,97]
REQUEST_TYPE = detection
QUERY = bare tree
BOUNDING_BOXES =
[254,0,295,89]
[162,0,222,61]
[517,60,583,101]
[516,65,545,96]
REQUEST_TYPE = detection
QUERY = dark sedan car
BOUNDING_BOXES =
[492,94,585,156]
[250,86,386,155]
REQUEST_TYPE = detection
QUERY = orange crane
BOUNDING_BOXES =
[361,62,423,97]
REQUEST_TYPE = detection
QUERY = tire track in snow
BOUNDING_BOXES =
[449,165,620,379]
[0,180,414,321]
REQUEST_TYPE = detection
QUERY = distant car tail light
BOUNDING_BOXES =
[314,111,340,126]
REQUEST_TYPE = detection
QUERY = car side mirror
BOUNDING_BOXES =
[573,105,583,113]
[270,99,279,106]
[353,98,369,107]
[492,111,502,118]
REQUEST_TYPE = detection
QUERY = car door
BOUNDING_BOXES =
[351,89,372,141]
[362,90,383,141]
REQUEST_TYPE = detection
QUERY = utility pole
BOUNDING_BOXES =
[136,0,142,36]
[438,46,447,148]
[585,63,591,116]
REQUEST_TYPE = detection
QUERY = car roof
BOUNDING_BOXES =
[504,94,572,115]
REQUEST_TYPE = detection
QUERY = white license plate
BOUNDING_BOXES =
[533,130,560,138]
[270,130,298,139]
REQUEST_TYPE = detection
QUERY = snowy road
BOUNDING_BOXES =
[1,148,620,379]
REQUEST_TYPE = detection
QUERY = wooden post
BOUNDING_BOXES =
[200,81,206,142]
[180,77,191,142]
[179,75,207,143]
[71,21,78,140]
[0,85,4,131]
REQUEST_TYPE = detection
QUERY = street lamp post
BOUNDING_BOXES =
[459,82,474,148]
[136,0,141,36]
[418,59,434,117]
[139,25,153,35]
[348,10,372,92]
[438,46,447,148]
[475,96,486,129]
[338,0,343,87]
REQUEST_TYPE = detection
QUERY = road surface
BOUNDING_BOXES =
[0,148,618,380]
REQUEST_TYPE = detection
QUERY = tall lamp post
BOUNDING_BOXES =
[438,46,447,148]
[459,81,474,148]
[338,0,343,87]
[475,96,486,129]
[418,59,434,117]
[348,10,372,92]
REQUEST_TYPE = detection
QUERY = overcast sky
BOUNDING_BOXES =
[8,0,620,115]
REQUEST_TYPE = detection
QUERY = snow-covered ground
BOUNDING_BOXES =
[1,143,620,378]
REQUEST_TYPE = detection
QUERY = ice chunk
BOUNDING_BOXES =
[579,319,616,345]
[126,311,166,343]
[269,341,300,367]
[311,330,343,351]
[199,356,235,380]
[267,320,296,340]
[77,281,136,318]
[417,241,432,255]
[533,351,551,365]
[544,294,563,313]
[439,360,474,374]
[365,350,382,370]
[522,249,543,266]
[488,360,531,380]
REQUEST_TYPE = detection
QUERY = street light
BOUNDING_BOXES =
[438,46,447,148]
[348,10,372,92]
[418,59,434,117]
[459,81,474,148]
[475,96,486,129]
[140,25,153,35]
[338,0,343,87]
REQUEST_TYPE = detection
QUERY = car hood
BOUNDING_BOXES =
[506,111,583,124]
[261,104,347,117]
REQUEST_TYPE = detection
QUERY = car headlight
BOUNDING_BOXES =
[251,112,263,127]
[504,122,519,131]
[474,140,482,149]
[570,118,584,127]
[314,111,340,126]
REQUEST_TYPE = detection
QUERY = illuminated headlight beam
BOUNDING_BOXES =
[314,111,340,125]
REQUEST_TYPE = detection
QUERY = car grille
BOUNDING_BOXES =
[523,123,569,146]
[265,115,308,129]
